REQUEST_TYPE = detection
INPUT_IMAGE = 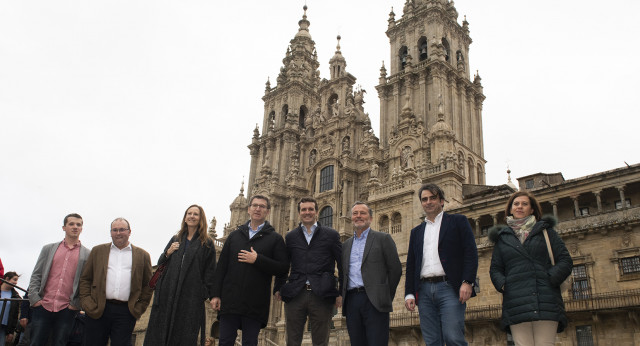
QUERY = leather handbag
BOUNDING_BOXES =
[148,262,167,290]
[542,229,571,293]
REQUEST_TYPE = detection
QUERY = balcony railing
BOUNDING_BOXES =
[564,288,640,312]
[390,311,420,328]
[556,206,640,234]
[389,288,640,328]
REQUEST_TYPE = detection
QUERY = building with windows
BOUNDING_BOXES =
[218,1,640,345]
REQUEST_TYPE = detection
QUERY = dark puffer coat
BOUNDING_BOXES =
[489,216,572,333]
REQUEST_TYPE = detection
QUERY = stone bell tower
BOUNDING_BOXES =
[238,5,380,240]
[375,0,487,205]
[223,2,489,344]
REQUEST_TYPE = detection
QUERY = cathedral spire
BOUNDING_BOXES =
[296,5,311,39]
[507,167,517,190]
[329,35,347,80]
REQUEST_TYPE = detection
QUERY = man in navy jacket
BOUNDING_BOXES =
[275,197,342,346]
[405,184,478,346]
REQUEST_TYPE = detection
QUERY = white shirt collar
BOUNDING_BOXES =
[425,211,444,224]
[110,242,132,251]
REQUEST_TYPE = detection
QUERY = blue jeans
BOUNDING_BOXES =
[418,281,467,346]
[29,306,77,346]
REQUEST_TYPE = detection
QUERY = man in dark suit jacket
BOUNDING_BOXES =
[79,218,153,346]
[341,201,402,346]
[404,184,478,346]
[274,197,342,346]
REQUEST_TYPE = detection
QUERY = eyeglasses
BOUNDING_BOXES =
[111,228,129,233]
[250,204,268,209]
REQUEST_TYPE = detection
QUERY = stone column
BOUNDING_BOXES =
[571,196,580,217]
[617,185,627,209]
[550,200,558,219]
[289,197,297,231]
[593,190,602,213]
[492,213,498,226]
[248,145,260,197]
[475,219,481,237]
[341,179,349,217]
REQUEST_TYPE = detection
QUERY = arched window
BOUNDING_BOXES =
[441,38,450,62]
[467,158,475,184]
[418,37,428,61]
[379,215,390,233]
[282,104,289,119]
[299,105,307,129]
[319,165,334,192]
[319,206,333,228]
[399,46,408,70]
[263,111,276,130]
[391,212,402,234]
[477,163,484,185]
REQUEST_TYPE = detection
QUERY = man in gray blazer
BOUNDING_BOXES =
[28,213,90,346]
[341,202,402,346]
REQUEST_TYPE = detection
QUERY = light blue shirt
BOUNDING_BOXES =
[301,222,318,245]
[348,228,370,289]
[249,222,265,239]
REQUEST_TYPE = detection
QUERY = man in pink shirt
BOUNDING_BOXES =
[28,213,90,346]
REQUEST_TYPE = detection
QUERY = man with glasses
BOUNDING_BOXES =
[212,195,288,346]
[28,213,90,346]
[404,184,478,346]
[78,218,153,346]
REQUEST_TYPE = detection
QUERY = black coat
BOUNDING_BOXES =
[144,235,217,346]
[274,223,343,302]
[212,221,288,327]
[489,216,572,332]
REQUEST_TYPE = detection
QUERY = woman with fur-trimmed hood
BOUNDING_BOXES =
[489,191,572,346]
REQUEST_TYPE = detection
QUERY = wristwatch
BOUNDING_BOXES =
[462,280,474,287]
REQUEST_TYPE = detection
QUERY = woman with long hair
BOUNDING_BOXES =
[144,205,216,346]
[489,191,573,345]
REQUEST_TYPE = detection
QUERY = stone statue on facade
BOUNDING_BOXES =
[342,136,350,153]
[309,149,317,166]
[402,146,415,169]
[370,163,379,179]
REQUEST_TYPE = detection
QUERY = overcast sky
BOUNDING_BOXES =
[1,0,639,288]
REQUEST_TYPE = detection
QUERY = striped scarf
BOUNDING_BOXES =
[507,215,536,243]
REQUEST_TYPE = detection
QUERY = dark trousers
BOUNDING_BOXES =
[29,306,77,346]
[284,290,334,346]
[344,291,389,346]
[83,301,136,346]
[218,314,261,346]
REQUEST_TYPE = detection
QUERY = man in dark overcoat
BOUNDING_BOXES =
[212,195,288,346]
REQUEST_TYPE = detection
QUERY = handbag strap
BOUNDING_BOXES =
[542,229,555,265]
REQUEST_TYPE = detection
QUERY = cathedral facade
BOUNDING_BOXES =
[216,1,640,346]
